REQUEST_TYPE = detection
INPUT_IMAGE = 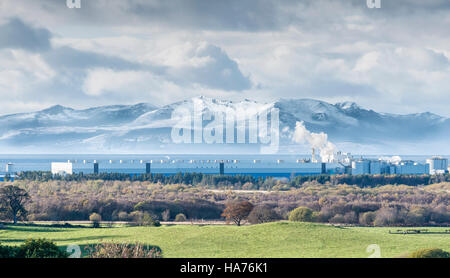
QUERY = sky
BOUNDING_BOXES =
[0,0,449,116]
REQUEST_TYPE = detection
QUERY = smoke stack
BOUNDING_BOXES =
[292,121,338,163]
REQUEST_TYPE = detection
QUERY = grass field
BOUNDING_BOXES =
[1,222,449,258]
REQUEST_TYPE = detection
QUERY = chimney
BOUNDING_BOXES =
[312,148,317,163]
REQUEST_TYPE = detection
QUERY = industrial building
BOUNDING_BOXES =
[393,160,430,175]
[351,159,386,175]
[48,159,333,178]
[351,160,371,175]
[0,163,16,182]
[51,162,73,175]
[40,154,445,178]
[350,159,430,175]
[136,160,330,178]
[426,157,449,175]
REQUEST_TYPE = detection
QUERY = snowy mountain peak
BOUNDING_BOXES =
[194,95,232,105]
[409,112,443,120]
[0,97,448,154]
[190,96,263,109]
[40,105,74,114]
[335,101,361,111]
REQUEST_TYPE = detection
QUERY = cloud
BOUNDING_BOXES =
[0,18,51,52]
[0,18,251,110]
[43,46,148,71]
[0,0,284,32]
[0,1,449,117]
[0,49,55,81]
[165,43,251,91]
[82,68,167,97]
[49,37,252,92]
[80,67,240,106]
[0,48,56,102]
[125,0,282,31]
[3,0,450,32]
[354,51,380,72]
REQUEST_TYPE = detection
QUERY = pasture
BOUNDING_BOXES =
[1,222,449,258]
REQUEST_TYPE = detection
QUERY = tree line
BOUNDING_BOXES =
[1,180,448,226]
[17,171,450,189]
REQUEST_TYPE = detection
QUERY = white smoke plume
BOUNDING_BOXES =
[292,121,338,162]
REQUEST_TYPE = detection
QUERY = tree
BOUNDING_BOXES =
[16,239,68,258]
[221,200,254,226]
[162,209,170,221]
[175,213,187,222]
[118,211,130,221]
[89,213,102,228]
[1,239,68,258]
[0,185,30,224]
[0,243,16,258]
[289,207,313,222]
[86,242,162,258]
[409,248,450,258]
[359,211,377,226]
[374,207,404,226]
[247,205,280,224]
[130,211,160,226]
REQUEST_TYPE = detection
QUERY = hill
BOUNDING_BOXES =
[0,96,449,154]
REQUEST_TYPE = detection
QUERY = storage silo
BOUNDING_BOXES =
[6,163,14,174]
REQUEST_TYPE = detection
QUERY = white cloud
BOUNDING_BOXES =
[0,49,55,98]
[82,68,169,97]
[83,68,142,96]
[56,37,251,91]
[354,51,380,72]
[0,1,449,117]
[81,67,241,106]
[0,69,24,93]
[0,49,55,80]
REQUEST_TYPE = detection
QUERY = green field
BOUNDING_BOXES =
[1,222,449,258]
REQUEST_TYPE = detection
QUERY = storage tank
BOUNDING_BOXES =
[6,163,14,173]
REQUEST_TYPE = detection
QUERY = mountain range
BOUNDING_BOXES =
[0,96,448,154]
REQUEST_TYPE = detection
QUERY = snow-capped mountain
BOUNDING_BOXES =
[0,96,448,154]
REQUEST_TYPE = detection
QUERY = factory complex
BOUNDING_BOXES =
[1,153,448,180]
[45,154,449,178]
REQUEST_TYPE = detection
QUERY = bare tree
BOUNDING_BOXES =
[247,205,280,224]
[162,209,170,222]
[0,185,30,224]
[221,200,254,226]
